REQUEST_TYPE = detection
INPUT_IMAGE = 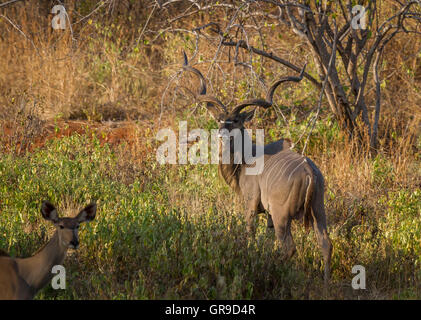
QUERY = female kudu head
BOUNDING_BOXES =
[41,201,97,250]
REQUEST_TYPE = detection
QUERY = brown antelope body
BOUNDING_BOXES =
[182,52,332,280]
[0,201,96,299]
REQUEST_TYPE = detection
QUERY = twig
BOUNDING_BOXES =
[301,20,338,155]
[220,40,321,88]
[0,14,40,56]
[0,0,24,9]
[135,2,157,47]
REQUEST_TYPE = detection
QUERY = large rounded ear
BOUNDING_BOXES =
[239,109,256,123]
[41,201,59,223]
[76,202,97,223]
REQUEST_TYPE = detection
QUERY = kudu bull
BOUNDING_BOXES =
[182,52,332,280]
[0,201,96,299]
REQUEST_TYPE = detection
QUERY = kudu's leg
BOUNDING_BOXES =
[312,202,332,283]
[245,207,258,236]
[244,196,260,236]
[267,213,274,229]
[272,209,296,259]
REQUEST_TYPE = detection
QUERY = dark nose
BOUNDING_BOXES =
[70,240,79,248]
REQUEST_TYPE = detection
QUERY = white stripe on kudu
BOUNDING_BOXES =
[280,156,303,178]
[287,159,307,183]
[264,153,297,193]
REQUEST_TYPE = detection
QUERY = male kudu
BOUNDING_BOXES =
[182,52,332,281]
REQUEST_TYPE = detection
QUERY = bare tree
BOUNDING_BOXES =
[160,0,421,150]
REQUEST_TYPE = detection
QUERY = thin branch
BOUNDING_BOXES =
[370,49,383,150]
[220,40,321,88]
[135,2,157,46]
[0,0,24,9]
[301,20,338,155]
[0,14,40,56]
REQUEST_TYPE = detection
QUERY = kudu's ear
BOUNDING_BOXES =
[240,109,256,123]
[41,201,59,223]
[76,202,97,223]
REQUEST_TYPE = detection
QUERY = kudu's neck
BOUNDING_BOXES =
[218,128,251,194]
[15,231,68,294]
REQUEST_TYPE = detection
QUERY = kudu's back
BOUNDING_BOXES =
[258,144,317,228]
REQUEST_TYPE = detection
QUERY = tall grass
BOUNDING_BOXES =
[0,129,419,299]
